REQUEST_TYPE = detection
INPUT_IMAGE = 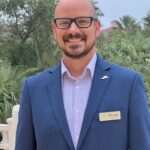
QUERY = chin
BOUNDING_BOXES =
[63,49,91,59]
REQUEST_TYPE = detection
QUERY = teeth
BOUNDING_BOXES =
[68,38,81,42]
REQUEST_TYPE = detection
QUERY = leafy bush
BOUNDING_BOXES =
[97,29,150,103]
[0,60,41,123]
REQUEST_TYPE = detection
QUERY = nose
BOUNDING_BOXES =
[68,22,80,34]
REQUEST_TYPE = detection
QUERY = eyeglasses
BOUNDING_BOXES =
[54,16,97,29]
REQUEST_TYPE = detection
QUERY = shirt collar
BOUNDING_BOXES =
[61,53,97,79]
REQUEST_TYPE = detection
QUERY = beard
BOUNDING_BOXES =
[61,42,96,59]
[58,33,96,59]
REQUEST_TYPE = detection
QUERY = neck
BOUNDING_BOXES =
[62,51,95,78]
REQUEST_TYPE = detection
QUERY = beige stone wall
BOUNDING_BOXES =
[0,105,20,150]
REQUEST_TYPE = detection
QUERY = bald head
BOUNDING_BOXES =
[54,0,96,18]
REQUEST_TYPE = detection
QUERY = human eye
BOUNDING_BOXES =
[57,19,70,27]
[77,18,90,26]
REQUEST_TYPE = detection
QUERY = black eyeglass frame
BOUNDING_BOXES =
[54,16,98,29]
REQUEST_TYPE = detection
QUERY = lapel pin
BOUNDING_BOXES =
[100,75,109,80]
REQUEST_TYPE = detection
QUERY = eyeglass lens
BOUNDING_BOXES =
[55,17,94,29]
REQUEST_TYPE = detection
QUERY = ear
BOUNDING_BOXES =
[51,23,57,40]
[95,20,101,38]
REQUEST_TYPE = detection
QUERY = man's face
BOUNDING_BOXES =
[52,0,100,59]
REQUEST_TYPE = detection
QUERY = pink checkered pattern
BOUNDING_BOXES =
[61,53,97,148]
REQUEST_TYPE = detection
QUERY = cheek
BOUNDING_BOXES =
[86,30,97,41]
[53,28,65,41]
[54,33,63,43]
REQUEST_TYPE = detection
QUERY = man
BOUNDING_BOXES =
[15,0,150,149]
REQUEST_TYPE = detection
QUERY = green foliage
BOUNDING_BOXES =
[98,29,150,102]
[143,11,150,29]
[1,41,38,67]
[0,60,42,123]
[91,0,104,17]
[0,0,55,42]
[0,0,59,68]
[119,15,141,30]
[0,60,20,122]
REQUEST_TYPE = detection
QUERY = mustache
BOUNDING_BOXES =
[63,33,87,42]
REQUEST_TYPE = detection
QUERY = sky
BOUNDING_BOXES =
[98,0,150,28]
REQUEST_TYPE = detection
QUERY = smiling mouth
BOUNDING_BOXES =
[63,33,87,43]
[67,38,83,43]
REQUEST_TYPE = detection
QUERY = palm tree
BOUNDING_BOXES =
[143,11,150,29]
[119,15,141,30]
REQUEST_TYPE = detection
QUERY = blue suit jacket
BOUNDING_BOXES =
[15,55,150,150]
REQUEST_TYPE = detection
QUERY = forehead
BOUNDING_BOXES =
[54,0,95,18]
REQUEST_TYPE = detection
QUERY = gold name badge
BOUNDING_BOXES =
[99,111,121,122]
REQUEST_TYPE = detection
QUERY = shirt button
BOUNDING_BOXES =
[76,109,80,114]
[76,86,80,90]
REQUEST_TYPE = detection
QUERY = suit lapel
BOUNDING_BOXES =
[77,56,112,149]
[46,64,74,150]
